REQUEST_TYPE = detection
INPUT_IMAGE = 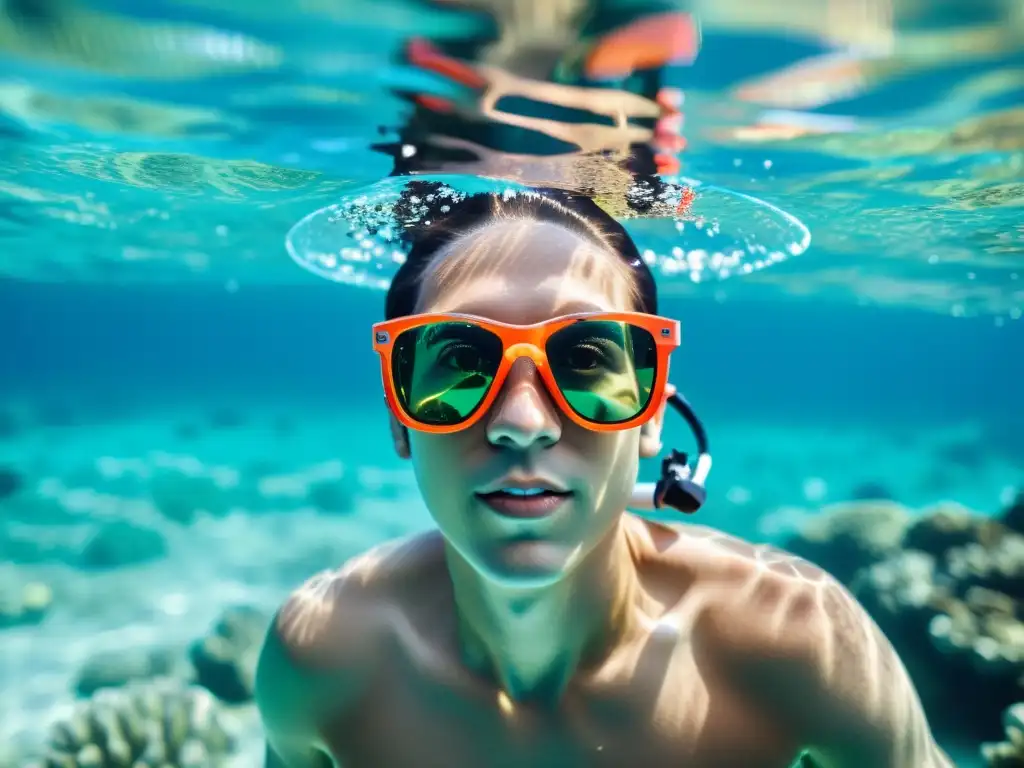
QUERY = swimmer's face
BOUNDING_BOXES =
[391,219,666,585]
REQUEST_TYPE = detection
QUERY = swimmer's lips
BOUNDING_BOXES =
[476,489,573,519]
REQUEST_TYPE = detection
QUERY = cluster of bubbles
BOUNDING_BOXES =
[287,179,476,289]
[285,174,811,289]
[627,176,811,284]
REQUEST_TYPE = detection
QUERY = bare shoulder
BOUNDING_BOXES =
[267,529,448,671]
[629,515,871,671]
[255,531,448,760]
[631,516,951,766]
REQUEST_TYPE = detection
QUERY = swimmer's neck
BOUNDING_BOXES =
[445,516,645,705]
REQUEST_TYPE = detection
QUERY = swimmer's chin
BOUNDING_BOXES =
[471,540,584,586]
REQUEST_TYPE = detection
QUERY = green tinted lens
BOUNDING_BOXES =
[391,322,503,426]
[546,320,658,424]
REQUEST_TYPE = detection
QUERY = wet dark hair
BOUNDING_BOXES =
[384,181,659,320]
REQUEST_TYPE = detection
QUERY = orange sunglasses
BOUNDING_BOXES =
[372,311,680,434]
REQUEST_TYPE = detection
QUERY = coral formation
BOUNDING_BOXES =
[189,605,269,704]
[149,470,232,524]
[782,499,909,583]
[73,647,193,698]
[78,521,168,570]
[70,605,270,706]
[783,495,1024,759]
[29,678,234,768]
[0,565,52,628]
[1003,493,1024,535]
[983,702,1024,767]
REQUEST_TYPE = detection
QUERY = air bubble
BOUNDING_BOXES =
[286,174,810,289]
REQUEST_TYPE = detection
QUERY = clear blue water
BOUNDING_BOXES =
[1,1,1022,766]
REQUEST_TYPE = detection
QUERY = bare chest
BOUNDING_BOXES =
[322,642,802,768]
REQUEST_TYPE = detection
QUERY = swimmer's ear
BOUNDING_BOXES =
[389,414,411,459]
[638,384,674,459]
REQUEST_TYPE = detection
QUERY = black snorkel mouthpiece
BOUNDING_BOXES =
[630,392,711,515]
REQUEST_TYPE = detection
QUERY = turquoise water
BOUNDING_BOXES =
[1,1,1022,766]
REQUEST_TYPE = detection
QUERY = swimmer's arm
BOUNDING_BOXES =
[794,581,954,768]
[255,620,335,768]
[255,571,374,768]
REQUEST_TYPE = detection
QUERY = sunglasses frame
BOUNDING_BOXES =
[372,311,681,434]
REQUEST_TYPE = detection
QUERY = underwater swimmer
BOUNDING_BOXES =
[256,189,952,768]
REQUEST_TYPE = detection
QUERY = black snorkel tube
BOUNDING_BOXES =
[629,391,711,514]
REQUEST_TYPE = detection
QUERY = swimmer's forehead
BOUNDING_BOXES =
[415,219,636,322]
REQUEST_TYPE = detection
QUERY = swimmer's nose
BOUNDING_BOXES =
[486,359,561,451]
